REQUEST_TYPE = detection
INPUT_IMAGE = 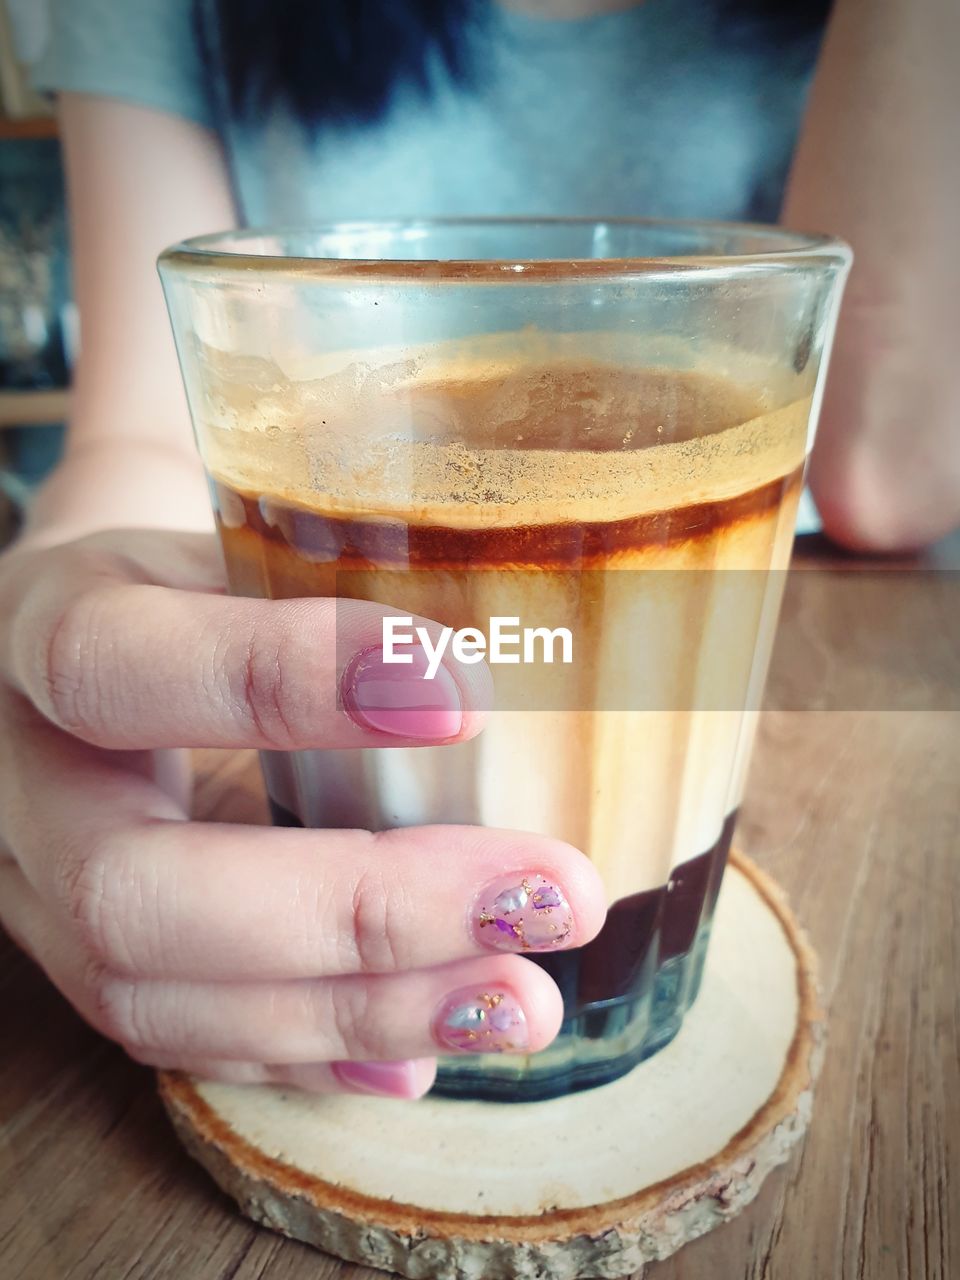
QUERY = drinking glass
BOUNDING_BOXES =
[159,220,850,1101]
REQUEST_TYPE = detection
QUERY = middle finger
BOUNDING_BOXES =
[3,711,606,980]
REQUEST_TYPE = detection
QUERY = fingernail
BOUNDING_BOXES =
[433,987,529,1054]
[472,873,574,952]
[332,1059,424,1098]
[341,645,463,740]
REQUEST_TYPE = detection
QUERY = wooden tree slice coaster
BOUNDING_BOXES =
[159,850,824,1280]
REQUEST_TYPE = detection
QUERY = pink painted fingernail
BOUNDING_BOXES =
[341,645,462,740]
[332,1059,424,1098]
[472,872,575,953]
[433,987,529,1054]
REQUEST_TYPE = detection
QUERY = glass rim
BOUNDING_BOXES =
[158,216,852,283]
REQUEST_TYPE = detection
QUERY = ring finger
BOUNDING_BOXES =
[91,954,561,1064]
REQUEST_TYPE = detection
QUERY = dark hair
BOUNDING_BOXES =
[197,0,832,133]
[196,0,480,131]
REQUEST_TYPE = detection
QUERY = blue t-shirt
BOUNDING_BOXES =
[32,0,827,529]
[33,0,825,225]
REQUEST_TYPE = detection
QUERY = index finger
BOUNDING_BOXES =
[5,558,491,751]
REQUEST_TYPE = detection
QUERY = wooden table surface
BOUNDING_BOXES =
[2,534,958,1280]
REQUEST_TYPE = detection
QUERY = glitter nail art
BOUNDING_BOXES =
[434,988,529,1054]
[473,873,574,952]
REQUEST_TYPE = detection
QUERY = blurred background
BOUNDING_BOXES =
[0,0,73,548]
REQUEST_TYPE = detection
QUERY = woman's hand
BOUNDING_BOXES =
[0,529,606,1097]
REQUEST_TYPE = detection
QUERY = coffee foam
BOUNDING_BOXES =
[198,346,810,528]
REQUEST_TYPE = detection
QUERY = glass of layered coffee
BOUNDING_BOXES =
[159,221,850,1101]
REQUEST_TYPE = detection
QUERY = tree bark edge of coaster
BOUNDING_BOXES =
[159,849,824,1280]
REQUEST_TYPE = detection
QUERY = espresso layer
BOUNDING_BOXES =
[213,467,799,571]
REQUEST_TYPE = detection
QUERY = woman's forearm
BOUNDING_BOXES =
[12,95,240,555]
[17,437,213,552]
[783,0,960,550]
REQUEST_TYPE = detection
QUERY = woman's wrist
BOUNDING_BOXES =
[14,436,214,553]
